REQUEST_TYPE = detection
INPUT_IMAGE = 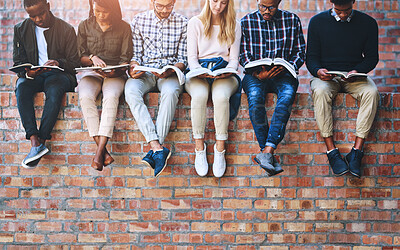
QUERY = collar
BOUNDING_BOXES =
[151,9,174,23]
[257,9,282,23]
[331,8,353,22]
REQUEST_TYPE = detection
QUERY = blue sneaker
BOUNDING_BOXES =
[22,144,49,168]
[142,150,155,169]
[153,147,171,177]
[327,148,349,176]
[345,148,364,178]
[22,158,41,169]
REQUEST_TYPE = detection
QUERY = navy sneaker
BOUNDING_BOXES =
[327,148,349,176]
[22,144,49,168]
[142,150,155,169]
[254,152,276,176]
[345,148,364,178]
[153,147,171,177]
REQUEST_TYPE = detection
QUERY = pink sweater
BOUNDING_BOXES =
[187,16,241,70]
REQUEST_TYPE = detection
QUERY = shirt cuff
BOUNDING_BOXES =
[25,72,34,80]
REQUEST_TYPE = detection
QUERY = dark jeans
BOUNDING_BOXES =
[15,72,75,140]
[242,72,298,150]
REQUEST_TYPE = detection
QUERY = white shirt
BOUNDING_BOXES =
[187,16,241,70]
[35,26,49,66]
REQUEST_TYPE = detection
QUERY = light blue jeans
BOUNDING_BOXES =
[125,72,182,144]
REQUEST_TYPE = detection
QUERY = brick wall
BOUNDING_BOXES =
[0,73,399,248]
[1,0,400,92]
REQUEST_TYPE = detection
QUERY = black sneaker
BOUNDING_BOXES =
[327,148,349,176]
[345,148,364,178]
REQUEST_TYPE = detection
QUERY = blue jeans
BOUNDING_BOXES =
[15,72,75,140]
[242,72,298,150]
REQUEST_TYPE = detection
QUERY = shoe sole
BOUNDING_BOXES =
[344,158,361,178]
[21,161,37,169]
[333,169,349,177]
[23,148,49,165]
[141,160,154,170]
[155,151,171,177]
[254,157,275,176]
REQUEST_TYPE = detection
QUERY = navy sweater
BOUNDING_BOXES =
[306,10,379,77]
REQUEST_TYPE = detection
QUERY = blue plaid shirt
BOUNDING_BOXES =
[239,9,306,73]
[131,10,188,68]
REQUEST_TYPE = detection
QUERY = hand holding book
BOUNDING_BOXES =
[253,65,284,80]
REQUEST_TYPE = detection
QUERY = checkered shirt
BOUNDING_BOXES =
[131,10,188,68]
[239,9,306,72]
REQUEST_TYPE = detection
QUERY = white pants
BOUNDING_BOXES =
[124,72,182,144]
[185,76,238,141]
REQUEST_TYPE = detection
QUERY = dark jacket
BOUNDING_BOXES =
[13,12,80,83]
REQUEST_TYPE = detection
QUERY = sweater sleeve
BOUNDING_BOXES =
[305,16,322,77]
[187,17,202,70]
[353,18,379,73]
[226,20,241,70]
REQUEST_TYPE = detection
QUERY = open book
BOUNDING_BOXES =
[134,65,185,85]
[245,58,297,78]
[326,71,368,79]
[75,64,130,73]
[9,63,64,74]
[186,67,238,80]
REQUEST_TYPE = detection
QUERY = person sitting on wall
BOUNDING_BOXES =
[306,0,379,178]
[13,0,80,168]
[239,0,306,176]
[77,0,133,171]
[185,0,242,178]
[125,0,187,177]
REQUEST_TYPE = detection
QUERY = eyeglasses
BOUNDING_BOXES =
[258,4,277,12]
[154,2,174,11]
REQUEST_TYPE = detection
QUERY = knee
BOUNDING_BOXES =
[124,84,142,103]
[45,86,65,101]
[212,92,229,106]
[103,91,121,102]
[312,85,331,101]
[361,86,379,102]
[191,91,209,105]
[161,86,181,100]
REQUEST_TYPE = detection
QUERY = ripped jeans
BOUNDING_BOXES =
[242,72,298,150]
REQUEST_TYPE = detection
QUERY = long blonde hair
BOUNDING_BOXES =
[198,0,236,46]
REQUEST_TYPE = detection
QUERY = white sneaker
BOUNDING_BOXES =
[213,144,226,178]
[195,143,208,176]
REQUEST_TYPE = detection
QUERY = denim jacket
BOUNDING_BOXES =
[194,57,242,121]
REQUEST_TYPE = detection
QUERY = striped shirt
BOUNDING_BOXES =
[131,10,188,68]
[239,9,306,72]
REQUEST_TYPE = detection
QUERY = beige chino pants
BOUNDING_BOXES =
[311,75,379,139]
[78,75,126,138]
[185,76,238,141]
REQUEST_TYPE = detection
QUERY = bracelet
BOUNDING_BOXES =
[88,54,94,61]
